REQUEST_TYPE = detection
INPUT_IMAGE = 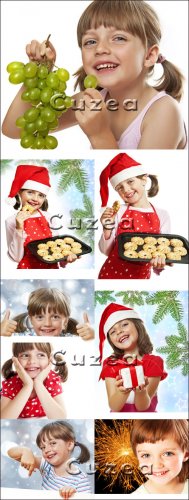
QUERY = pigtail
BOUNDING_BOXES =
[53,353,68,382]
[13,313,28,333]
[74,441,90,463]
[2,359,16,380]
[154,60,185,102]
[147,175,159,197]
[66,317,78,335]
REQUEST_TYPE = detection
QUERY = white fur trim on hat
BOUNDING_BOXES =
[6,196,17,206]
[110,165,147,189]
[22,180,50,195]
[104,310,140,335]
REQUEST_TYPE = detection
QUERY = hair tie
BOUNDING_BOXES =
[157,54,166,64]
[74,441,79,447]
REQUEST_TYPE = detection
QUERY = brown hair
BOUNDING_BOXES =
[36,420,90,463]
[14,190,48,211]
[13,288,78,336]
[137,174,159,197]
[1,342,68,382]
[130,419,189,483]
[74,0,184,100]
[107,318,153,359]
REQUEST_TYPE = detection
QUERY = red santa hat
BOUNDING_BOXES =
[100,153,147,207]
[7,165,51,206]
[99,302,141,361]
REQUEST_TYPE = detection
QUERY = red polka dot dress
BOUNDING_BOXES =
[17,209,58,269]
[1,370,62,418]
[99,204,160,279]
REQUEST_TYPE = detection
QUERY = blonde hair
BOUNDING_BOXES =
[1,342,68,382]
[74,0,184,100]
[36,420,90,463]
[130,419,189,483]
[13,288,78,336]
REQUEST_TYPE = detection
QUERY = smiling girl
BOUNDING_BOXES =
[2,1,186,149]
[1,342,67,419]
[130,419,189,494]
[5,164,76,269]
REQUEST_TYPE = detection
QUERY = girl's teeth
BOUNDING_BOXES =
[96,63,117,70]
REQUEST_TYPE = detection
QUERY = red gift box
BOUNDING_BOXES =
[120,365,145,389]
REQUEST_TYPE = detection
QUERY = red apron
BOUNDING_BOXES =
[98,204,160,279]
[17,210,59,269]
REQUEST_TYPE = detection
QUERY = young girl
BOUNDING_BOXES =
[5,164,77,269]
[99,303,167,412]
[98,152,171,279]
[2,1,186,149]
[1,287,94,340]
[8,420,92,498]
[130,419,189,494]
[1,342,67,419]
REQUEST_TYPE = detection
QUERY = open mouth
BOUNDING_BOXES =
[119,335,130,343]
[40,329,56,335]
[26,367,40,373]
[47,453,57,460]
[95,62,119,71]
[152,470,169,477]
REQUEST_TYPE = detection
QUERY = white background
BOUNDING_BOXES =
[1,0,188,157]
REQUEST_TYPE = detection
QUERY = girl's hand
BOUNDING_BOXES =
[12,357,33,388]
[115,375,133,394]
[20,449,36,477]
[16,210,32,230]
[76,312,94,340]
[33,363,52,385]
[100,207,116,227]
[1,309,17,336]
[135,377,149,393]
[66,253,77,263]
[151,255,166,270]
[26,39,56,64]
[59,487,76,499]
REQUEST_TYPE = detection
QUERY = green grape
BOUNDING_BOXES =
[84,74,98,89]
[33,136,45,149]
[46,73,59,89]
[20,129,28,138]
[24,62,38,78]
[40,87,53,103]
[24,108,39,122]
[50,94,66,111]
[21,90,31,101]
[24,121,37,133]
[49,117,59,130]
[56,68,70,82]
[9,69,25,84]
[24,77,39,89]
[40,106,56,122]
[20,134,35,148]
[37,65,49,79]
[64,96,73,108]
[58,81,67,92]
[45,135,58,149]
[37,79,47,90]
[35,117,49,132]
[7,61,24,73]
[16,116,26,128]
[29,88,41,101]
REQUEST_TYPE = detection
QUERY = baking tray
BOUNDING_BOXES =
[117,233,189,264]
[27,234,92,264]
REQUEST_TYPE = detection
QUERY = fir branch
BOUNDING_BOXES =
[49,160,88,193]
[115,291,149,306]
[156,323,189,375]
[95,291,116,305]
[146,292,183,324]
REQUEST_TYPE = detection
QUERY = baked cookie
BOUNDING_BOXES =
[37,249,49,256]
[71,248,82,255]
[138,250,152,259]
[124,250,138,258]
[124,242,138,250]
[61,249,72,257]
[167,252,181,261]
[170,238,183,247]
[173,247,187,256]
[151,251,166,258]
[157,237,170,245]
[131,236,144,245]
[42,255,56,261]
[46,241,56,248]
[143,244,157,252]
[63,237,75,244]
[144,236,157,244]
[22,203,36,214]
[37,243,48,250]
[157,244,171,254]
[112,201,120,213]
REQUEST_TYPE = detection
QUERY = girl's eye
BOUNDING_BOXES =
[53,315,60,319]
[20,353,29,358]
[83,39,96,46]
[113,35,127,42]
[37,353,46,357]
[164,452,174,457]
[36,315,43,320]
[141,453,150,459]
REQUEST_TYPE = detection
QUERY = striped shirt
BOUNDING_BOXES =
[40,459,92,492]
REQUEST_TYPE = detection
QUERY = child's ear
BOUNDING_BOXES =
[144,45,159,68]
[67,440,75,452]
[183,451,189,462]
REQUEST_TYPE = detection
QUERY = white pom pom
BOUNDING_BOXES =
[6,197,16,206]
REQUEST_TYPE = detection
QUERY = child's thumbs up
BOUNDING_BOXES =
[76,312,94,341]
[1,309,17,336]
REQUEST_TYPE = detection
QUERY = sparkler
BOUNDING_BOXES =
[95,420,144,492]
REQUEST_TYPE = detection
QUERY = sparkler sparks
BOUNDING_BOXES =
[95,420,144,492]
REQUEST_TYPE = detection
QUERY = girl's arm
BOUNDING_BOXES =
[138,97,186,149]
[5,217,26,262]
[1,357,33,418]
[33,365,67,418]
[76,312,94,340]
[134,376,161,411]
[105,377,133,412]
[1,309,17,336]
[8,446,41,476]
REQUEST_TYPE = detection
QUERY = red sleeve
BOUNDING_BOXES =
[142,354,168,381]
[44,370,63,397]
[99,357,121,380]
[1,376,22,399]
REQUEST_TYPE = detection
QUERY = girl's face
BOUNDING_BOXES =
[17,347,50,378]
[115,176,147,206]
[81,25,148,92]
[39,436,73,466]
[136,438,188,487]
[108,319,138,351]
[30,307,68,336]
[19,189,46,211]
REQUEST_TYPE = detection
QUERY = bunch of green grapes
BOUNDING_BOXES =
[7,60,72,149]
[7,60,98,149]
